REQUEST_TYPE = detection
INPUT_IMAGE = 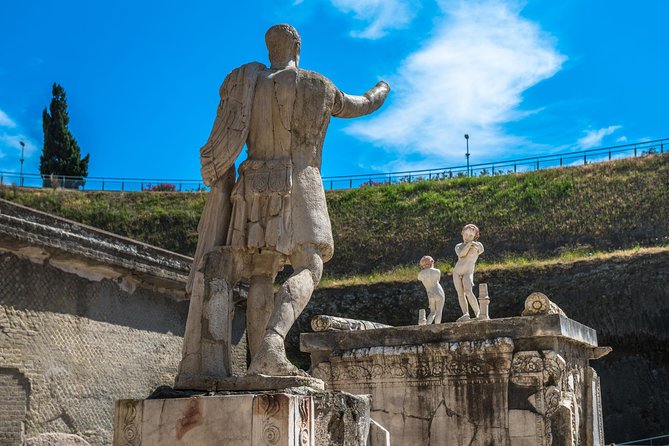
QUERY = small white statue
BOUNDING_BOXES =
[453,224,484,322]
[418,256,445,324]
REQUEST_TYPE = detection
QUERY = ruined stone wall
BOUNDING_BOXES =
[289,249,669,443]
[0,252,189,446]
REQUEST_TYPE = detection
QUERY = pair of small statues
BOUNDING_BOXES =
[418,224,485,324]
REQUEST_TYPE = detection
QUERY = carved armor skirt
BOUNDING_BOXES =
[227,159,293,256]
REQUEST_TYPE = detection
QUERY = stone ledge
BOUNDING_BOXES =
[174,374,325,392]
[0,198,191,298]
[300,314,598,355]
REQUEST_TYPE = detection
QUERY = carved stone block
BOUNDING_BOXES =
[302,314,607,446]
[113,393,313,446]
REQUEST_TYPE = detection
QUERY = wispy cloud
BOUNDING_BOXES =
[0,108,40,168]
[327,0,418,39]
[0,134,38,158]
[0,109,16,128]
[346,0,565,169]
[577,125,622,149]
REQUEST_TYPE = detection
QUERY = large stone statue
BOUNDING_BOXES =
[177,24,390,385]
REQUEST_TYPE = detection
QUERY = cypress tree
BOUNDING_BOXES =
[40,83,90,188]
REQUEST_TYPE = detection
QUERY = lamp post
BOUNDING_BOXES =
[19,141,25,187]
[464,134,470,176]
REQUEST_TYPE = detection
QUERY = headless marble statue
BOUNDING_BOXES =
[177,24,390,384]
[418,256,445,324]
[453,224,484,321]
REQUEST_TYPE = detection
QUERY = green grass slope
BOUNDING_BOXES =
[1,153,667,276]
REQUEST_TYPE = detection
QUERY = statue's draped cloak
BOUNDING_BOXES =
[187,63,336,292]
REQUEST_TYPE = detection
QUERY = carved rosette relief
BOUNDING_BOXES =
[328,337,513,384]
[252,393,313,446]
[114,400,142,446]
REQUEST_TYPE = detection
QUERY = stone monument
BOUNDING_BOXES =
[417,255,445,324]
[113,24,389,446]
[302,293,610,446]
[177,23,390,386]
[453,223,484,321]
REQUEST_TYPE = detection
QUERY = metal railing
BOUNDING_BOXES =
[320,138,667,190]
[0,138,666,192]
[616,433,669,445]
[0,173,206,192]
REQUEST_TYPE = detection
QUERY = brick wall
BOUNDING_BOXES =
[0,368,27,446]
[0,252,189,445]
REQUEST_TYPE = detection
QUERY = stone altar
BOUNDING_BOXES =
[301,309,608,446]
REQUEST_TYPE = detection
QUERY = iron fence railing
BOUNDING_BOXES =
[0,138,666,192]
[320,138,667,190]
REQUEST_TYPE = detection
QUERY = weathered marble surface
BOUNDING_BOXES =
[522,292,567,317]
[178,23,390,383]
[418,255,445,324]
[310,315,390,332]
[302,314,607,446]
[453,224,485,321]
[114,390,372,446]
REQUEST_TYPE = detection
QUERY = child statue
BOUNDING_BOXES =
[453,224,484,321]
[418,256,445,324]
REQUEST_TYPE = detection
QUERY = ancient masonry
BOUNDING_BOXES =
[0,198,191,446]
[302,305,610,446]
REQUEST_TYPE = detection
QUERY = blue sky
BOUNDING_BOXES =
[1,0,667,180]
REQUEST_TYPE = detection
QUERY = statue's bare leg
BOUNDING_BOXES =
[427,296,437,324]
[434,297,444,324]
[453,275,470,321]
[247,272,276,358]
[247,244,322,376]
[463,273,480,317]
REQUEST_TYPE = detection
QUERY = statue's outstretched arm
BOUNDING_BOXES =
[333,81,390,118]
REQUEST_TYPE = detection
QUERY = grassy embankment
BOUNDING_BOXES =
[1,153,667,282]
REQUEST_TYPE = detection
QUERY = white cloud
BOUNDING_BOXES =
[345,0,565,168]
[328,0,418,39]
[615,135,628,143]
[577,125,622,149]
[0,109,16,128]
[0,134,38,158]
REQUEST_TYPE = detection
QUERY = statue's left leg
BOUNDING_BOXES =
[434,295,445,324]
[247,253,281,359]
[463,273,480,317]
[426,295,438,324]
[247,244,322,376]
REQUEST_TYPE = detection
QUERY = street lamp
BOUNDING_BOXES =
[464,134,470,176]
[19,141,25,187]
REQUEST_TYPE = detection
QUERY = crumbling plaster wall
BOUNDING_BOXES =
[0,252,189,446]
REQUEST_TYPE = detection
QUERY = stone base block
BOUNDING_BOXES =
[114,390,373,446]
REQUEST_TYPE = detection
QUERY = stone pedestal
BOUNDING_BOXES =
[113,390,372,446]
[301,314,608,446]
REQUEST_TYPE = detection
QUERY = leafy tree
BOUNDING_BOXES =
[40,83,90,188]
